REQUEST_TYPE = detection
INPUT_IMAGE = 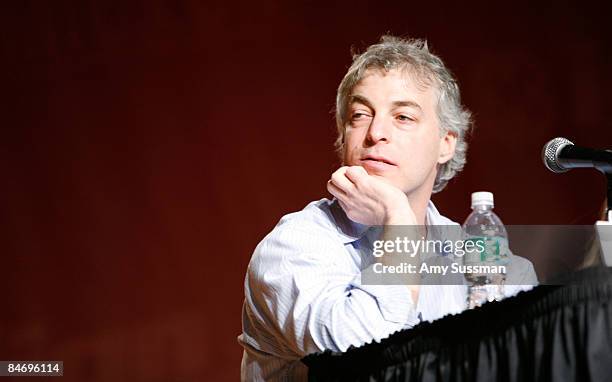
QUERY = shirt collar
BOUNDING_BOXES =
[329,199,371,244]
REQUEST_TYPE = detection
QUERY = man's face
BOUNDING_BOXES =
[342,68,456,196]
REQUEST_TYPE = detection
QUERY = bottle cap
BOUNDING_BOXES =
[471,191,494,208]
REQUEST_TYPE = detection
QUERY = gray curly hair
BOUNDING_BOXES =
[335,35,473,193]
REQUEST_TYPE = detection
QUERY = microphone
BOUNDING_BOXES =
[542,137,612,174]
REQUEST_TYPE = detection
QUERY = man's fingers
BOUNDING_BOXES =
[330,166,354,192]
[344,166,368,185]
[326,179,347,199]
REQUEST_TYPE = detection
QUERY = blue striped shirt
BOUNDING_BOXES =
[238,198,537,381]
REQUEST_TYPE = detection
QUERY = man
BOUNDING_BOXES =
[238,35,536,381]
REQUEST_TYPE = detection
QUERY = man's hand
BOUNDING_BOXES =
[326,166,417,226]
[328,166,422,302]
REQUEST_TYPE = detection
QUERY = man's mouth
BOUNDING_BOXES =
[361,155,397,166]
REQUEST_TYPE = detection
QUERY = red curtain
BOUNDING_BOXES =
[1,1,611,380]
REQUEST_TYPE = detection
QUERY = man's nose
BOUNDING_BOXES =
[366,115,392,144]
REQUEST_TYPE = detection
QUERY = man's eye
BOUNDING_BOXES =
[397,115,415,122]
[351,113,369,120]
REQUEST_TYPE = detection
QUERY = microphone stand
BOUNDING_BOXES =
[595,171,612,265]
[607,172,612,219]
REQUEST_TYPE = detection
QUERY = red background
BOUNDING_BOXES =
[1,1,611,380]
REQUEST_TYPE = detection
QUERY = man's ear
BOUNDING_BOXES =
[438,131,457,164]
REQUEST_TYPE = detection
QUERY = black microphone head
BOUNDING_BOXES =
[542,137,574,173]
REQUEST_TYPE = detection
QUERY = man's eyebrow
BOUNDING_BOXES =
[348,94,374,109]
[348,94,422,111]
[391,100,422,111]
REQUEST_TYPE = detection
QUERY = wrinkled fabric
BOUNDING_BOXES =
[303,266,612,382]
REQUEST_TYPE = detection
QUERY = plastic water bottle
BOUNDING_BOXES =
[462,191,509,309]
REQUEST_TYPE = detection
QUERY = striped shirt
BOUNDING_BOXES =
[238,198,537,381]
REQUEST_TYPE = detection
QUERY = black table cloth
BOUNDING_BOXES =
[303,266,612,382]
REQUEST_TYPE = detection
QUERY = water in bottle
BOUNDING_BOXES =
[463,191,509,308]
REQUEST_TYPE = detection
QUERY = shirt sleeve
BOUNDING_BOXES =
[243,222,419,358]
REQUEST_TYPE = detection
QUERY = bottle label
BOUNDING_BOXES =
[464,236,510,266]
